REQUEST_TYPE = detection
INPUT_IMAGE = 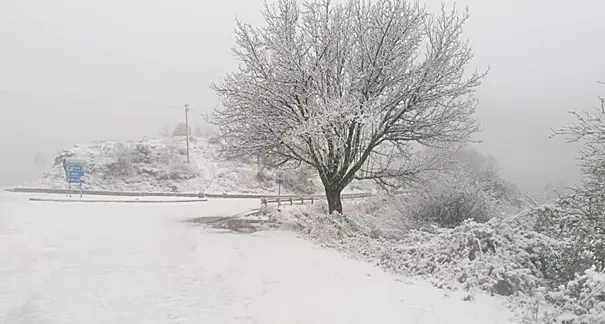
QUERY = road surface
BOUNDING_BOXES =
[0,192,516,324]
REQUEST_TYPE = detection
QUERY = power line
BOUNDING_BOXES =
[0,88,183,110]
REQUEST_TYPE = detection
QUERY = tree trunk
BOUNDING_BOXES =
[325,187,343,214]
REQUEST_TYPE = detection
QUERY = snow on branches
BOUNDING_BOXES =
[547,83,605,272]
[212,0,486,212]
[552,84,605,178]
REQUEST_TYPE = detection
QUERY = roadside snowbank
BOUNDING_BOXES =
[268,200,605,324]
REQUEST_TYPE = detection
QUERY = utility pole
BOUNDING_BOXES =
[185,104,190,164]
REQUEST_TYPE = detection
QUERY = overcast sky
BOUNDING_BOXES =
[1,0,604,194]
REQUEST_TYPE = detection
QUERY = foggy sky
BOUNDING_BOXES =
[1,0,604,195]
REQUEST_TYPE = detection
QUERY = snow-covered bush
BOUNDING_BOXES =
[539,87,605,275]
[272,192,598,321]
[103,142,135,177]
[275,202,560,296]
[53,150,75,166]
[532,205,602,285]
[394,147,520,228]
[87,140,199,183]
[412,177,499,228]
[277,202,384,258]
[383,218,565,295]
[131,144,153,164]
[155,162,200,181]
[530,268,605,324]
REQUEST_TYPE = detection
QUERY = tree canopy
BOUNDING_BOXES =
[213,0,485,213]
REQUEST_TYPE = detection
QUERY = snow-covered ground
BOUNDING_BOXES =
[0,192,516,324]
[22,137,375,195]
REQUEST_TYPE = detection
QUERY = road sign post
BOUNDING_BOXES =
[275,172,284,210]
[64,159,87,198]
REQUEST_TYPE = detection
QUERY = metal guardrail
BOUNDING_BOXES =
[261,196,314,206]
[7,187,373,200]
[260,192,373,206]
[28,197,209,203]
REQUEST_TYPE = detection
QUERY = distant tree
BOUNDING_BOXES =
[212,0,486,213]
[406,146,520,227]
[450,148,521,205]
[172,122,191,137]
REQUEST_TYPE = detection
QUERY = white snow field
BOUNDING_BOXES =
[0,192,517,324]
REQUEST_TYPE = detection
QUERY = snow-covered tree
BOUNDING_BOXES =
[545,83,605,272]
[449,148,521,205]
[212,0,486,213]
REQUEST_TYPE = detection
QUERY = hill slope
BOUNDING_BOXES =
[24,136,373,195]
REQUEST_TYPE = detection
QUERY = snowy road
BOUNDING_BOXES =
[0,192,517,324]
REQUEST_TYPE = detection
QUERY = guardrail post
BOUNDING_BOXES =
[311,196,314,204]
[289,197,293,205]
[301,197,304,205]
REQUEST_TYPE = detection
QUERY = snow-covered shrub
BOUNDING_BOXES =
[103,143,135,177]
[541,89,605,275]
[532,205,601,285]
[537,268,605,324]
[349,195,415,239]
[155,162,199,181]
[275,202,561,296]
[52,150,73,166]
[382,218,564,295]
[394,147,519,229]
[104,158,133,177]
[554,185,605,272]
[277,202,384,259]
[412,178,498,228]
[274,200,605,323]
[131,144,153,164]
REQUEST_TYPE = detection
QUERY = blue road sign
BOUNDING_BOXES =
[66,160,86,184]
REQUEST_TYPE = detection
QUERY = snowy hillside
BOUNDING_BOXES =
[23,136,374,195]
